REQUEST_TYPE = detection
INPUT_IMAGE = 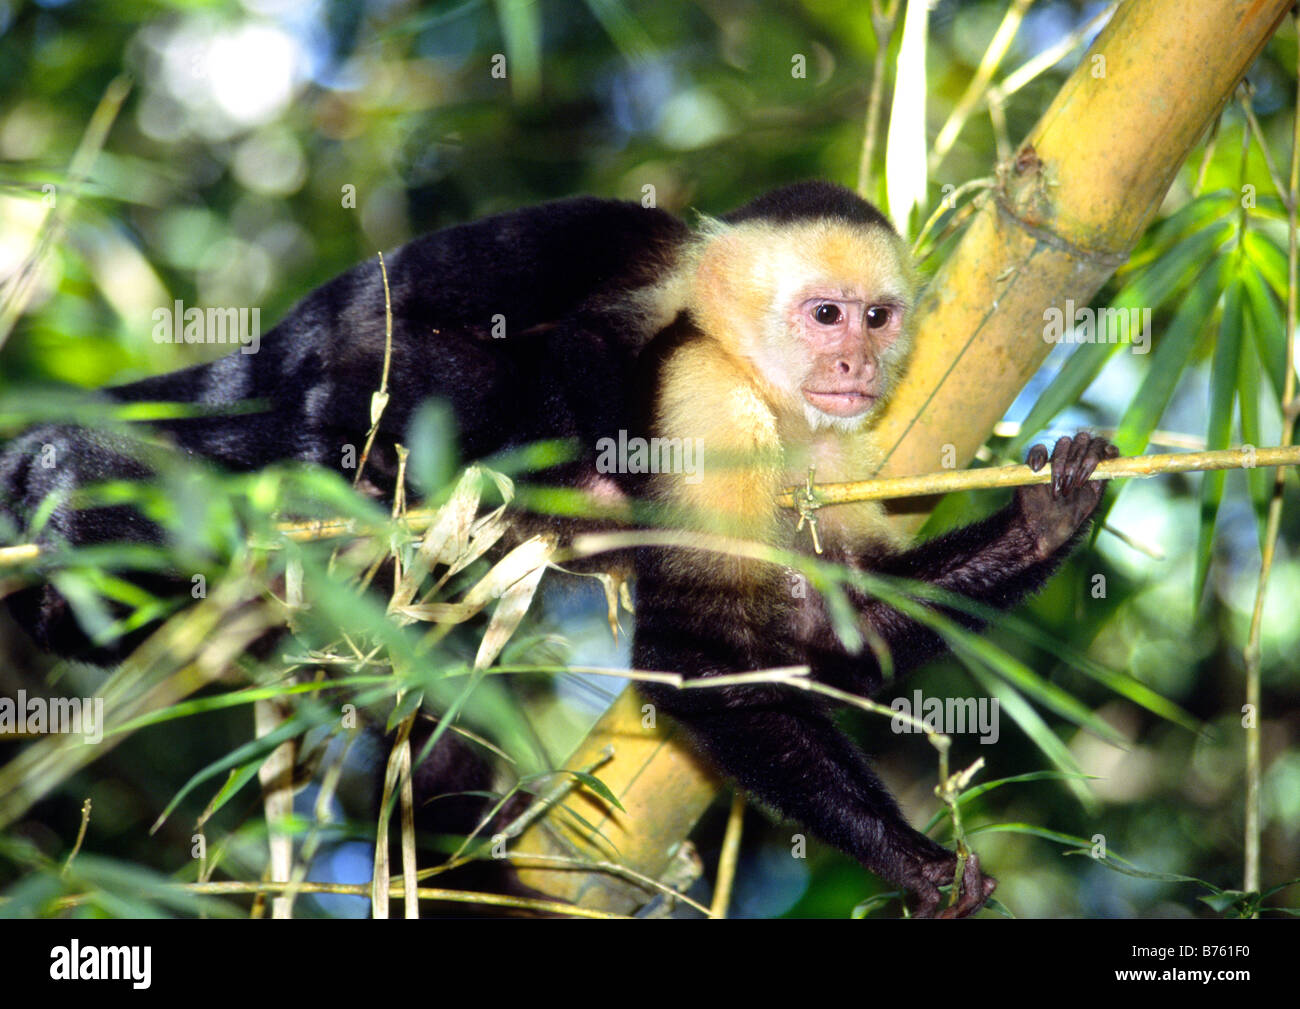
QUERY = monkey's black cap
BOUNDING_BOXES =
[722,180,895,233]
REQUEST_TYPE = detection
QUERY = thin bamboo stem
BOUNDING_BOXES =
[999,3,1116,99]
[709,792,746,919]
[930,0,1035,174]
[1239,9,1300,902]
[777,445,1300,508]
[857,0,902,197]
[3,445,1298,570]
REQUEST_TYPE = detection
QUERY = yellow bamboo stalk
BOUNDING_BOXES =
[871,0,1294,535]
[510,686,716,912]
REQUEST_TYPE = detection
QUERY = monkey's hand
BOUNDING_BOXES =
[1015,432,1117,561]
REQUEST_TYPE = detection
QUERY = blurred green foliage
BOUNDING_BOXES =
[0,0,1298,918]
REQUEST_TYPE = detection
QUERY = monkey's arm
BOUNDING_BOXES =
[634,433,1113,917]
[812,432,1117,689]
[635,674,992,917]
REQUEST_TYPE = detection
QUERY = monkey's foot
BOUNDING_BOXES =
[903,850,996,919]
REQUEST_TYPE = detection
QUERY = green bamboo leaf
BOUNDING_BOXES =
[965,667,1092,807]
[900,586,1202,735]
[948,628,1125,746]
[69,854,245,917]
[1113,221,1231,312]
[1068,852,1221,889]
[1195,276,1242,602]
[965,821,1093,845]
[1049,649,1201,734]
[1247,194,1290,221]
[564,770,627,813]
[1008,223,1231,457]
[1260,875,1300,899]
[386,688,425,733]
[153,715,311,828]
[1121,192,1234,274]
[850,573,1123,743]
[493,0,542,101]
[109,677,394,737]
[1237,308,1272,543]
[1113,258,1227,457]
[0,873,67,918]
[1190,275,1242,603]
[922,770,1096,832]
[584,0,655,60]
[810,571,866,656]
[553,803,622,859]
[1239,251,1289,402]
[1241,227,1289,298]
[201,761,264,823]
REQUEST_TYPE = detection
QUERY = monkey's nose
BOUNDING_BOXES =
[836,357,876,380]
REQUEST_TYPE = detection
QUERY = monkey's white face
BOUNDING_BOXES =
[688,218,915,431]
[774,282,909,431]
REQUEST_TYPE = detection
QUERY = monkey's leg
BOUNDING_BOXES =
[639,683,994,917]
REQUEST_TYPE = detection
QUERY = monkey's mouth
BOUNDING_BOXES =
[802,389,875,416]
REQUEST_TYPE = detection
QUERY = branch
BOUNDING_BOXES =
[5,445,1298,570]
[778,445,1300,509]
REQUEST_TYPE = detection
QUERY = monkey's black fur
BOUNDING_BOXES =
[2,196,684,656]
[1,182,1111,916]
[723,179,894,230]
[634,443,1094,914]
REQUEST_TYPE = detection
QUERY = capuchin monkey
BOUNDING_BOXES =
[0,181,1115,918]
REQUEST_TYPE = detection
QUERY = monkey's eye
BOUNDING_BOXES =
[865,306,891,329]
[813,304,843,326]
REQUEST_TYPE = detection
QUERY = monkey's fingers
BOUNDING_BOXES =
[1026,444,1049,472]
[1049,436,1074,497]
[1071,436,1120,511]
[1062,432,1096,496]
